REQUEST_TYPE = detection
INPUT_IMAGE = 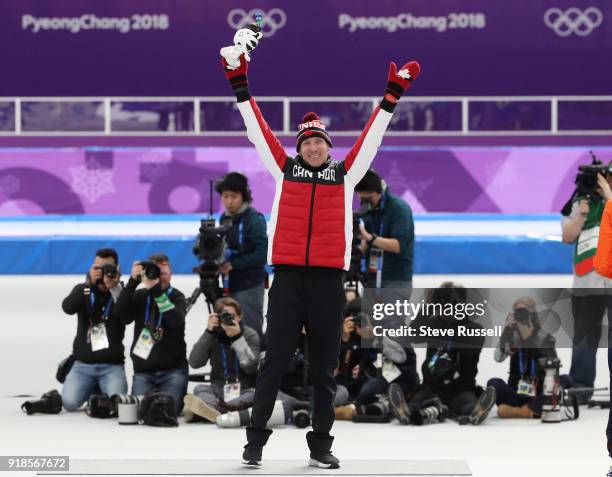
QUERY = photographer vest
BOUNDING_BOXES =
[574,198,604,276]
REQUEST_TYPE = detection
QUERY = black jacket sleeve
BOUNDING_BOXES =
[62,283,85,315]
[115,277,139,325]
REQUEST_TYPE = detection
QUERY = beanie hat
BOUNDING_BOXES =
[296,112,333,152]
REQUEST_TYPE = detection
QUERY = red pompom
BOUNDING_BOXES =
[302,112,320,123]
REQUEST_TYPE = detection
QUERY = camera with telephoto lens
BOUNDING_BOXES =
[219,310,235,326]
[139,260,161,280]
[101,263,118,279]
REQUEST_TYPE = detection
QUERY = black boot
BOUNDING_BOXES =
[21,390,62,415]
[306,431,340,469]
[242,426,272,466]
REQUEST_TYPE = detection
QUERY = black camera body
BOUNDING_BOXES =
[139,261,161,280]
[513,307,532,325]
[194,218,232,263]
[101,263,118,279]
[576,163,610,197]
[352,312,369,328]
[219,310,235,326]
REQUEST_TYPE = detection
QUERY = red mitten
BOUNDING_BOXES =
[385,61,421,100]
[221,54,250,101]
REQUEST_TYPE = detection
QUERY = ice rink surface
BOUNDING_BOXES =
[2,275,611,477]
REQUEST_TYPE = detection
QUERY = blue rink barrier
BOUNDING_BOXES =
[0,235,573,275]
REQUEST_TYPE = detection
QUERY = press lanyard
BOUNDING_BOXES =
[518,349,536,378]
[373,192,387,289]
[90,292,113,321]
[144,286,173,329]
[220,344,240,382]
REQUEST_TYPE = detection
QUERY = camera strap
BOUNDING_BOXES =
[219,344,240,382]
[367,193,387,288]
[145,286,173,340]
[89,292,113,321]
[518,349,536,379]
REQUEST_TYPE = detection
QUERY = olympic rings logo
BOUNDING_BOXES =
[544,7,603,37]
[227,8,287,38]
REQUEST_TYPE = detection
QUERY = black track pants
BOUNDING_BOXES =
[250,268,345,434]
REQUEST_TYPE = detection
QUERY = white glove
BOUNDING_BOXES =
[233,27,262,61]
[220,45,243,70]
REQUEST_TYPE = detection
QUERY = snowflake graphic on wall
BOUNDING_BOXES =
[0,174,20,196]
[69,164,116,203]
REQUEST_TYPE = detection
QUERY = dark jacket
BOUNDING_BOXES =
[62,283,125,365]
[189,324,260,389]
[221,205,268,292]
[362,189,414,283]
[495,326,557,391]
[115,278,187,373]
[410,314,485,392]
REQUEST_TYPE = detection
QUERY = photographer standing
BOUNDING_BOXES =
[215,172,268,340]
[186,297,260,421]
[220,26,420,468]
[355,169,414,293]
[115,254,188,414]
[562,168,612,400]
[61,248,127,411]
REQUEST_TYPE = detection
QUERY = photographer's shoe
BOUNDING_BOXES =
[497,404,534,419]
[469,386,496,425]
[334,404,356,420]
[183,394,220,423]
[388,382,410,424]
[306,431,340,469]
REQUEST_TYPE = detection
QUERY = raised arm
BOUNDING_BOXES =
[221,40,287,178]
[344,61,420,185]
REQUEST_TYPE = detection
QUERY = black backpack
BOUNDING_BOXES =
[138,393,178,427]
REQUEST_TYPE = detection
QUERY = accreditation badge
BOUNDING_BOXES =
[517,378,536,397]
[223,382,241,402]
[133,328,155,360]
[368,247,383,273]
[382,360,402,383]
[90,324,110,352]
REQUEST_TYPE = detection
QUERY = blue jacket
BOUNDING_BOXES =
[221,206,268,292]
[362,190,414,283]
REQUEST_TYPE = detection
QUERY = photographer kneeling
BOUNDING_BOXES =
[215,172,268,340]
[116,254,188,414]
[487,297,562,418]
[389,283,496,425]
[334,298,416,420]
[186,297,260,422]
[61,248,127,411]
